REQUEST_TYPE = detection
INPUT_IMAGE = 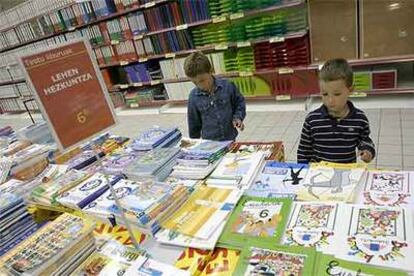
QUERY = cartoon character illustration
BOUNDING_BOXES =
[283,166,305,185]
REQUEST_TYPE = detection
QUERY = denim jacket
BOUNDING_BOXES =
[187,77,246,141]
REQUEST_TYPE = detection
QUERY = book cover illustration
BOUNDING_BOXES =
[335,205,414,271]
[283,202,340,254]
[234,245,316,276]
[360,171,413,206]
[298,165,365,202]
[315,253,408,276]
[247,161,308,198]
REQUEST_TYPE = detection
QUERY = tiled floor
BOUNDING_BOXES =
[1,96,414,170]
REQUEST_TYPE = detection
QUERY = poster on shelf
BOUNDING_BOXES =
[19,38,117,151]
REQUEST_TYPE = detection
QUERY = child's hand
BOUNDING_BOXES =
[233,119,244,131]
[359,150,373,163]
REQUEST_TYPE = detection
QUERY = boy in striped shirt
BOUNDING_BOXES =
[297,58,376,164]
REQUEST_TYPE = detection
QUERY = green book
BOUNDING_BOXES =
[234,244,316,275]
[314,253,408,276]
[219,196,292,247]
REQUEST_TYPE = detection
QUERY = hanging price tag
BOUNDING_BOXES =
[133,34,144,40]
[150,80,161,85]
[237,41,251,48]
[350,92,367,98]
[278,68,294,74]
[176,24,188,31]
[212,16,226,23]
[230,12,244,20]
[144,1,155,8]
[165,53,176,58]
[138,57,148,62]
[239,71,253,77]
[215,43,228,50]
[276,95,292,101]
[269,36,285,43]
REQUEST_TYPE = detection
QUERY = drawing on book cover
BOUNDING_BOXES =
[363,172,410,206]
[231,201,283,237]
[357,209,398,236]
[296,204,334,228]
[304,168,357,199]
[369,173,406,193]
[283,166,306,185]
[79,179,103,191]
[284,203,336,249]
[245,248,306,276]
[345,206,409,264]
[223,156,252,176]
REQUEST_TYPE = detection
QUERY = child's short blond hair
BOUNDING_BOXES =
[184,52,212,78]
[319,58,353,88]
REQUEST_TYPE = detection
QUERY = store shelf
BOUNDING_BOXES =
[348,54,414,67]
[0,79,26,86]
[310,87,414,98]
[0,0,170,54]
[98,30,308,69]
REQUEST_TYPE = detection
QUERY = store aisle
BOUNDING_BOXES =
[2,107,413,171]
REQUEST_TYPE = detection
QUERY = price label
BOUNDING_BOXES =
[144,1,155,8]
[212,16,226,23]
[130,103,139,108]
[230,12,244,20]
[138,57,148,62]
[276,95,291,101]
[176,24,188,31]
[269,36,285,43]
[133,34,144,40]
[119,84,129,89]
[150,80,161,85]
[278,68,294,74]
[133,82,143,87]
[76,108,88,124]
[165,53,176,58]
[215,43,228,50]
[350,92,367,98]
[120,61,129,66]
[237,41,251,48]
[111,40,120,45]
[239,71,253,77]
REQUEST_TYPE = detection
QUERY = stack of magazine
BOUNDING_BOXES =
[129,127,182,151]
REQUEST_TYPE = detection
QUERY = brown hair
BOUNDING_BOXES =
[184,52,212,78]
[319,58,353,88]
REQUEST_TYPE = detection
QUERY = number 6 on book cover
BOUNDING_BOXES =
[19,38,117,151]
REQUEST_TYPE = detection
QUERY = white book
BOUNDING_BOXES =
[125,256,190,276]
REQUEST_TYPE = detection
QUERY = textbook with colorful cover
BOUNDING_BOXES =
[314,253,408,276]
[356,170,414,206]
[57,173,124,209]
[209,152,265,189]
[282,201,342,254]
[219,196,292,247]
[297,162,365,202]
[233,245,316,276]
[333,204,414,272]
[125,256,190,276]
[0,213,95,275]
[72,239,144,275]
[161,185,243,240]
[246,161,308,198]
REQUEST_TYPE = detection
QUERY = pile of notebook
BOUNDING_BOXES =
[156,185,243,250]
[57,173,124,209]
[125,148,180,181]
[171,140,232,180]
[30,169,91,206]
[0,213,96,275]
[207,151,266,189]
[128,127,182,151]
[0,192,40,256]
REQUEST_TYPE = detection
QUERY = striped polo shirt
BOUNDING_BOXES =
[297,101,376,164]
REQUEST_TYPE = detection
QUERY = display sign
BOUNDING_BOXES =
[20,39,117,150]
